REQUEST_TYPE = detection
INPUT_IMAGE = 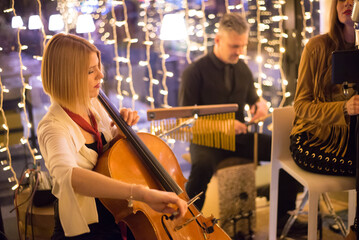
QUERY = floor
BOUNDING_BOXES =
[254,194,349,240]
[0,193,349,240]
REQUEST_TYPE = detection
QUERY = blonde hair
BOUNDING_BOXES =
[41,33,101,112]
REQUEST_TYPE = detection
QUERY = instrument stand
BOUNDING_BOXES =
[354,82,359,236]
[229,122,260,240]
[0,205,4,240]
[353,24,359,236]
[231,210,254,240]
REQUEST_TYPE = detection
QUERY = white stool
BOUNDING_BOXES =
[268,106,356,240]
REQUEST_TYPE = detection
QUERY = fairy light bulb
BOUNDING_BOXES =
[28,15,42,30]
[160,14,187,40]
[256,55,263,63]
[11,16,23,28]
[76,14,96,33]
[48,14,64,31]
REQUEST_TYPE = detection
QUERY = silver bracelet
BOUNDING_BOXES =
[128,184,134,207]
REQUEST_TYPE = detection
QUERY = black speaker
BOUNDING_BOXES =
[332,49,359,84]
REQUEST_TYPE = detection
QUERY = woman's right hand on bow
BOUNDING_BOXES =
[140,186,188,219]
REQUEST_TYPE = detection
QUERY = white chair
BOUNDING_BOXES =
[268,106,356,240]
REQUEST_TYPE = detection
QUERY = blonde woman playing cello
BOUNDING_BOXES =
[38,33,187,239]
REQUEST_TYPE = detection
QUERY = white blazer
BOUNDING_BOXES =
[37,99,116,236]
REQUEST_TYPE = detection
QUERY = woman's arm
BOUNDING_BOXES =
[71,167,187,218]
[294,42,347,125]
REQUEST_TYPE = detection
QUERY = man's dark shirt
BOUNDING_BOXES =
[178,51,259,123]
[178,52,300,217]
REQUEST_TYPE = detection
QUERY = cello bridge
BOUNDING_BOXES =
[174,213,202,231]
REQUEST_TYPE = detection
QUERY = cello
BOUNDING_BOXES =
[94,89,231,240]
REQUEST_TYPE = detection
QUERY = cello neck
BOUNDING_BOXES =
[97,90,183,195]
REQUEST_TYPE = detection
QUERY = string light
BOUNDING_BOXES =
[1,0,51,190]
[11,0,37,186]
[0,0,32,190]
[309,0,315,38]
[0,74,18,189]
[158,9,170,107]
[141,1,156,109]
[110,3,123,108]
[225,0,230,13]
[277,1,288,107]
[56,0,81,33]
[35,0,48,50]
[121,0,137,109]
[300,0,315,46]
[184,0,192,64]
[200,0,208,56]
[255,0,264,98]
